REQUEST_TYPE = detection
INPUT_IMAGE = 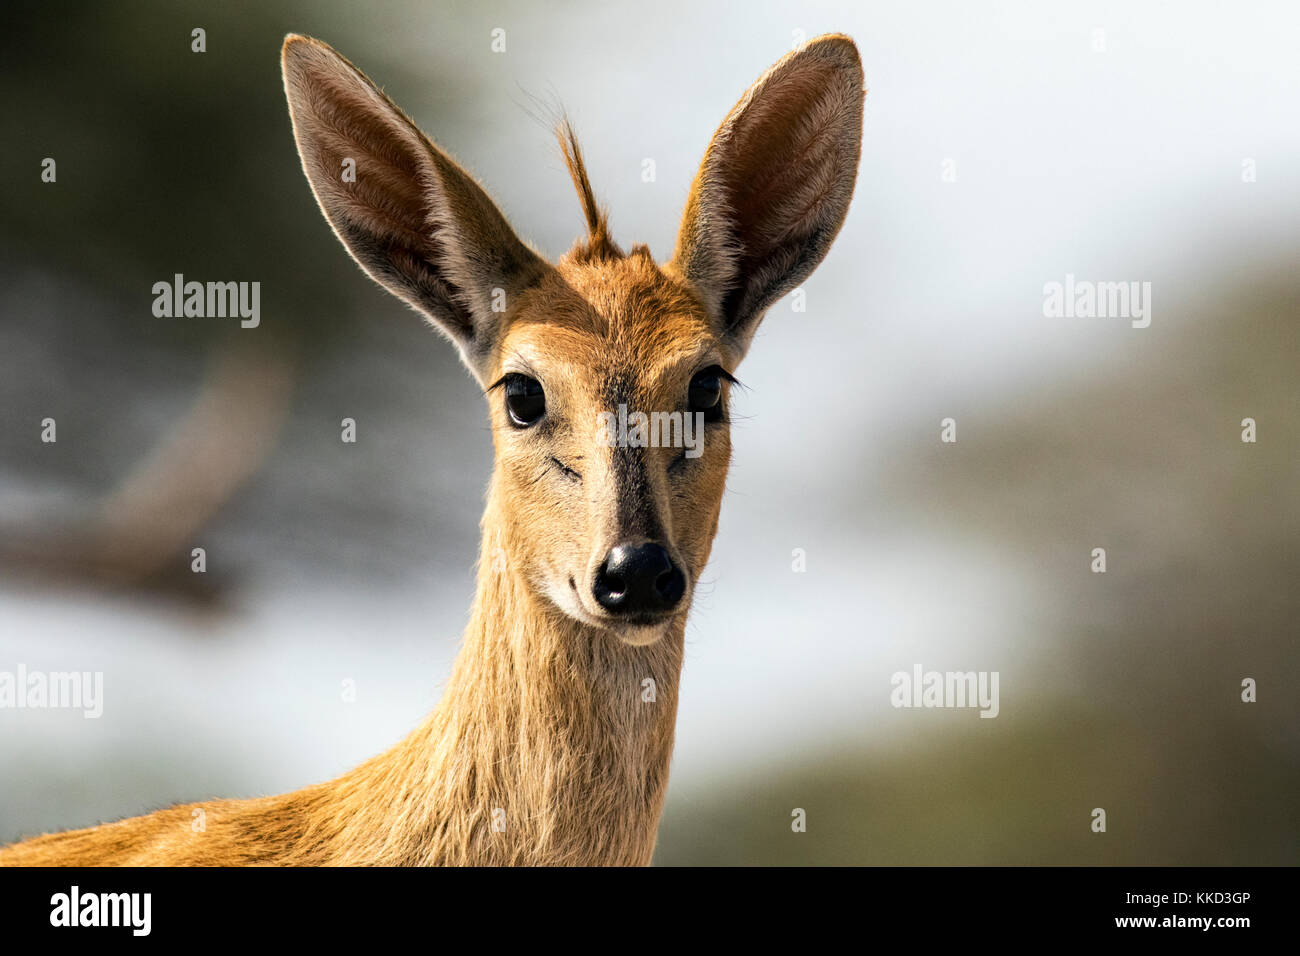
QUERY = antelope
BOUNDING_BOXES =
[0,32,864,866]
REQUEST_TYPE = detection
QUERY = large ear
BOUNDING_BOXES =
[281,35,550,380]
[671,35,864,357]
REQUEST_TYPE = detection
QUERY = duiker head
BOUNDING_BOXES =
[282,34,863,645]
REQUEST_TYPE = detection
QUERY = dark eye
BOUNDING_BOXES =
[688,367,725,422]
[504,374,545,427]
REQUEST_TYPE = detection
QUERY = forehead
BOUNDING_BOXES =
[498,254,718,390]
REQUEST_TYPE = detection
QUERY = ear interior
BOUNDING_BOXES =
[673,36,864,352]
[281,35,549,374]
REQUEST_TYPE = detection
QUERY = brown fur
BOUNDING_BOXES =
[0,33,863,867]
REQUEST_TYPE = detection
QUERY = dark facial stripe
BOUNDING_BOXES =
[602,372,663,543]
[611,444,663,543]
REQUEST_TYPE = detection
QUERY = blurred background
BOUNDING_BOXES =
[1,0,1296,864]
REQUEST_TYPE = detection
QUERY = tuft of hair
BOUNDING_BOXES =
[557,118,624,262]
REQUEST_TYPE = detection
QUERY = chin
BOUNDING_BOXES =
[611,621,672,647]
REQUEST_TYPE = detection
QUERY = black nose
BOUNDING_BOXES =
[593,542,685,616]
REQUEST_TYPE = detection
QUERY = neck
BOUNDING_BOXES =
[324,489,685,865]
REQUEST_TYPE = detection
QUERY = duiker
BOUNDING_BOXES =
[0,32,863,866]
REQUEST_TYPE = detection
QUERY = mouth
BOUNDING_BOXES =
[605,609,678,629]
[561,576,682,643]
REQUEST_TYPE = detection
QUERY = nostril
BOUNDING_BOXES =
[595,563,626,598]
[591,558,626,611]
[592,542,684,615]
[655,565,685,606]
